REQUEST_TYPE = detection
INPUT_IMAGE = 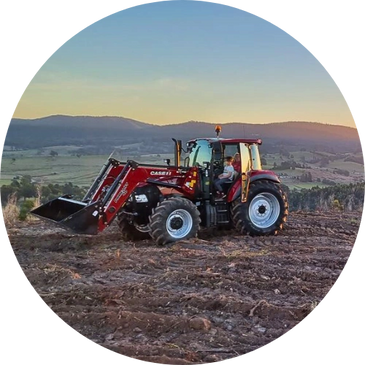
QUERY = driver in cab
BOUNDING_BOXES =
[214,156,234,198]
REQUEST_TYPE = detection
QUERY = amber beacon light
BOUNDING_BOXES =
[215,125,222,137]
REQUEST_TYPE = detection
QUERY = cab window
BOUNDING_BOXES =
[240,143,251,173]
[185,140,212,167]
[250,144,262,170]
[223,144,239,158]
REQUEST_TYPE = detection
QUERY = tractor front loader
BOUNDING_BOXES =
[32,127,288,245]
[32,158,197,235]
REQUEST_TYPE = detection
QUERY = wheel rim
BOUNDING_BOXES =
[248,193,281,229]
[166,209,193,239]
[134,223,150,233]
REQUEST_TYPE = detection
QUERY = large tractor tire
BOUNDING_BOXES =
[118,214,150,241]
[149,197,201,245]
[231,180,288,236]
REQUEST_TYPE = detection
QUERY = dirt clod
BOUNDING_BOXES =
[189,317,212,332]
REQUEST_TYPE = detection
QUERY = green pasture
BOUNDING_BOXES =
[1,147,362,190]
[328,160,364,174]
[1,153,175,187]
[1,155,107,186]
[289,182,328,190]
[264,151,363,172]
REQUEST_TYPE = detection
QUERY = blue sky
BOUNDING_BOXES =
[14,0,355,127]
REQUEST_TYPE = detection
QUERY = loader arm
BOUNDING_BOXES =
[96,160,150,232]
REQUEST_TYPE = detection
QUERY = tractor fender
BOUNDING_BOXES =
[229,186,241,203]
[250,173,280,184]
[161,192,185,199]
[228,174,281,202]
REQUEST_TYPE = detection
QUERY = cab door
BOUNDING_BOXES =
[239,143,251,202]
[185,139,214,199]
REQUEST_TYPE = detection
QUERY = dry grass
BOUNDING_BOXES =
[2,193,20,228]
[34,184,41,209]
[26,184,42,222]
[43,263,81,280]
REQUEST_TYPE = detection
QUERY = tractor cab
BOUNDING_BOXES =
[183,133,263,201]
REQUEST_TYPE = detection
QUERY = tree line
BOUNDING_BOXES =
[286,182,364,211]
[1,176,87,206]
[1,176,363,215]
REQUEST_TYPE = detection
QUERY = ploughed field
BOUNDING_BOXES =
[8,211,360,364]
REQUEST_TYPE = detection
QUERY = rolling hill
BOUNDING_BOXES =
[4,115,362,153]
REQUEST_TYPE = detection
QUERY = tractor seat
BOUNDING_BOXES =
[226,170,239,182]
[221,170,239,193]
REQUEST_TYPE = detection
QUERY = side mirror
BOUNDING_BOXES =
[164,158,171,166]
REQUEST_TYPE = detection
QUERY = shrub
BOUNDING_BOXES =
[332,199,343,211]
[18,200,35,221]
[1,185,17,205]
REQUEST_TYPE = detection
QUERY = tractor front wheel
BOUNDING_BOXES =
[149,197,201,245]
[118,214,150,241]
[232,180,288,236]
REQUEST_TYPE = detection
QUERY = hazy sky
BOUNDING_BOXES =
[14,1,355,127]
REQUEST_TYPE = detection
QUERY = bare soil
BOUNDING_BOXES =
[8,211,360,364]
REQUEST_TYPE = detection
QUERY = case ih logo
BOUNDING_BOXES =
[150,171,172,176]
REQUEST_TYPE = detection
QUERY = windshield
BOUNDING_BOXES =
[250,144,262,170]
[185,140,212,167]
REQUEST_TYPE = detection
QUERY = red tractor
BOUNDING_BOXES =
[32,127,288,245]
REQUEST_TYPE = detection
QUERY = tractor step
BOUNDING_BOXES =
[215,201,230,224]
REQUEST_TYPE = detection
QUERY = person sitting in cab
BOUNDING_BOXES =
[214,156,235,198]
[233,152,241,172]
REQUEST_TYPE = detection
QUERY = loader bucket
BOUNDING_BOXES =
[31,197,100,235]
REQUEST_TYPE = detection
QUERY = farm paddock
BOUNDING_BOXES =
[8,210,360,364]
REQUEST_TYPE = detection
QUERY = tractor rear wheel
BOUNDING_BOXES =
[118,214,150,241]
[232,180,288,236]
[149,197,201,245]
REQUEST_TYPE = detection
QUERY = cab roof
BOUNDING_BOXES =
[187,137,262,145]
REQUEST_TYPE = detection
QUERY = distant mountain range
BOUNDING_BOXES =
[5,115,362,153]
